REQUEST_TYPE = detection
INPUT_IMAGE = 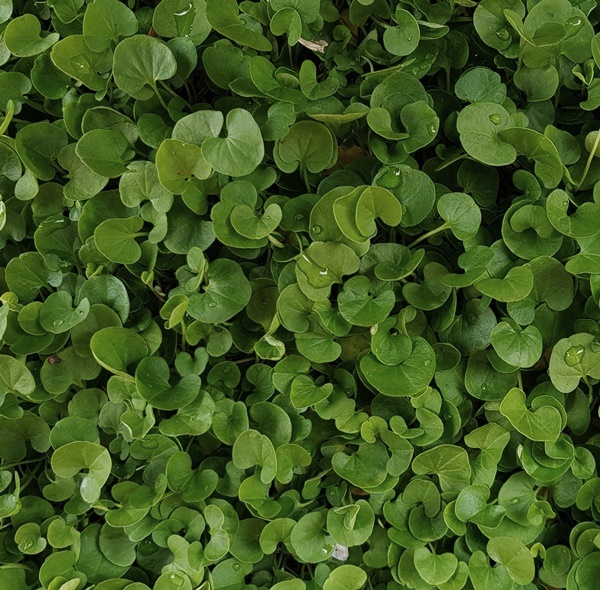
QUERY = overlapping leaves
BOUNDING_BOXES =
[0,0,600,589]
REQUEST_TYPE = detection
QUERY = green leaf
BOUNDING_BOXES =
[113,35,177,100]
[83,0,138,51]
[15,122,68,181]
[487,536,535,585]
[275,121,337,174]
[412,445,471,493]
[156,139,212,193]
[76,129,134,178]
[383,9,420,56]
[51,442,111,503]
[490,321,542,368]
[153,0,211,46]
[90,327,148,378]
[202,109,264,177]
[188,259,251,323]
[4,14,59,57]
[499,387,563,442]
[457,102,517,166]
[94,217,145,264]
[360,337,436,396]
[323,565,367,590]
[136,356,200,410]
[51,35,113,91]
[206,0,272,51]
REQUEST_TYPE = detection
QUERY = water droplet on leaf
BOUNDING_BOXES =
[294,213,304,220]
[496,28,510,41]
[489,114,502,125]
[208,302,217,308]
[566,16,583,28]
[564,345,585,366]
[312,225,322,234]
[233,563,241,571]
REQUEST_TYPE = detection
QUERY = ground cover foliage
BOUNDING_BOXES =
[2,0,600,588]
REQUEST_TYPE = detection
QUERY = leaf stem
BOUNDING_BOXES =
[0,458,43,470]
[158,80,192,111]
[268,234,285,248]
[578,130,600,189]
[152,85,170,111]
[300,164,312,193]
[0,100,15,136]
[22,98,48,114]
[181,320,187,352]
[408,223,448,248]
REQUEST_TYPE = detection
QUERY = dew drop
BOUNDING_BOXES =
[489,114,502,125]
[329,489,336,496]
[427,123,437,135]
[566,16,583,28]
[496,28,510,41]
[312,225,322,234]
[562,200,569,208]
[173,2,193,16]
[481,383,488,392]
[424,360,431,366]
[52,319,64,330]
[209,301,217,308]
[564,345,585,366]
[294,213,304,220]
[510,498,519,504]
[232,563,241,571]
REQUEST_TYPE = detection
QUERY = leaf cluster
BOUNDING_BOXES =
[1,0,600,589]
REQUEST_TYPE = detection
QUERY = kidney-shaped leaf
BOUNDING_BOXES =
[51,441,111,504]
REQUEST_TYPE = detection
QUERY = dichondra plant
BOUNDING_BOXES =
[1,0,600,589]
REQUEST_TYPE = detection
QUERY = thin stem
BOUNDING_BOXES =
[180,320,187,352]
[268,234,285,248]
[152,85,170,111]
[578,131,600,189]
[22,98,48,114]
[517,371,523,390]
[158,80,192,110]
[0,458,43,470]
[301,164,312,193]
[0,100,15,136]
[408,223,448,248]
[232,357,255,364]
